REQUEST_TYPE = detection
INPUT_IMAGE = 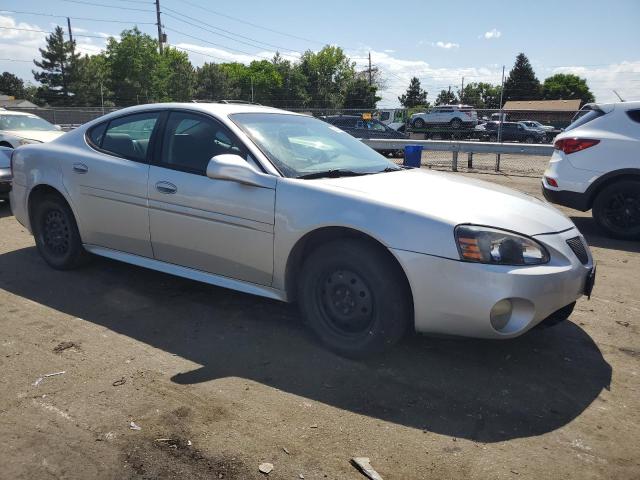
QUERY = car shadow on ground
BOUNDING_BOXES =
[0,201,11,219]
[0,247,611,443]
[571,216,640,253]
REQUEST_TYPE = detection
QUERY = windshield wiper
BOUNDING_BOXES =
[296,169,369,180]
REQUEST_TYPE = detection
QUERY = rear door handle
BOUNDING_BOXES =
[72,163,88,174]
[155,181,177,194]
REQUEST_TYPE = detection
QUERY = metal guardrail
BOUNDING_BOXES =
[362,138,554,173]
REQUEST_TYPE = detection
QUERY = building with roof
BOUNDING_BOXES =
[502,99,581,127]
[0,95,39,109]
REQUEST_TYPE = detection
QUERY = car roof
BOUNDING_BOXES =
[0,109,40,117]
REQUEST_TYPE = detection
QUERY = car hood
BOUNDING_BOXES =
[318,168,574,236]
[4,129,65,143]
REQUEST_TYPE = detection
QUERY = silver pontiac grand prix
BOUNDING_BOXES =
[9,103,595,357]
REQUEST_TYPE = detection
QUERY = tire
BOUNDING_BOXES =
[413,118,425,129]
[450,118,462,129]
[537,302,576,329]
[524,136,534,144]
[32,194,90,269]
[297,239,411,358]
[489,134,498,142]
[592,180,640,240]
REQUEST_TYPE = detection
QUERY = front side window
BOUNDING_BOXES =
[160,111,244,175]
[98,112,160,161]
[365,120,386,132]
[230,113,399,178]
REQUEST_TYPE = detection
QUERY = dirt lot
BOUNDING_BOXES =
[1,172,639,480]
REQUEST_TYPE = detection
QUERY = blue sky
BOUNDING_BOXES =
[1,0,639,106]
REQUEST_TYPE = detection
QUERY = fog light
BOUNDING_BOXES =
[490,299,513,331]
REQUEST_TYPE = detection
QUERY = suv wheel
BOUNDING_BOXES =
[523,136,534,144]
[32,194,90,269]
[489,134,498,142]
[450,118,462,129]
[592,180,640,240]
[413,118,425,129]
[298,239,410,358]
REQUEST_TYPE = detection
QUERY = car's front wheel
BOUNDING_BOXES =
[32,194,90,269]
[298,239,411,357]
[412,118,425,129]
[592,180,640,240]
[450,118,462,129]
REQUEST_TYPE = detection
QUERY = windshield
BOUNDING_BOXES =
[230,113,399,178]
[0,114,57,131]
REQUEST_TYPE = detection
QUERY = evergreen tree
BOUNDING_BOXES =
[542,73,594,105]
[435,89,457,105]
[32,26,79,105]
[503,53,541,102]
[0,72,26,98]
[344,78,381,108]
[398,77,427,108]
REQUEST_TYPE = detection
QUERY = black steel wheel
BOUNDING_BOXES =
[298,239,410,357]
[33,194,90,269]
[592,180,640,240]
[450,118,462,129]
[413,118,425,129]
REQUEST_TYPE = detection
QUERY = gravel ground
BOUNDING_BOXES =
[0,172,639,479]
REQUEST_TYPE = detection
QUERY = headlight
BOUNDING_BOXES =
[18,138,42,145]
[455,225,549,265]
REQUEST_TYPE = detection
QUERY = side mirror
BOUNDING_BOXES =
[206,154,276,189]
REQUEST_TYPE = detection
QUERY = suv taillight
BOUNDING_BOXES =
[554,138,600,154]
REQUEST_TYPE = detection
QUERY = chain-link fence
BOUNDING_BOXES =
[3,104,576,176]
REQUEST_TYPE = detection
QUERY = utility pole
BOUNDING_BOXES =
[250,76,254,103]
[100,82,104,115]
[460,76,464,103]
[155,0,163,54]
[66,17,73,44]
[368,52,372,86]
[498,65,505,142]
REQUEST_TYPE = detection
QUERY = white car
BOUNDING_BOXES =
[411,105,478,129]
[542,101,640,239]
[10,103,594,357]
[0,109,65,148]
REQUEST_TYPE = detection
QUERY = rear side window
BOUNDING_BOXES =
[99,112,160,162]
[627,109,640,123]
[566,107,605,131]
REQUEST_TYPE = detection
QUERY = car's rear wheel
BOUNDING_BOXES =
[450,118,462,129]
[32,194,90,269]
[298,239,410,357]
[489,134,498,142]
[524,136,534,144]
[413,118,425,129]
[592,180,640,240]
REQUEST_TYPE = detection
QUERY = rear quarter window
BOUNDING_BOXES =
[87,122,107,147]
[626,109,640,123]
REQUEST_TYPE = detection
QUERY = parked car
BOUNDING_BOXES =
[478,121,546,143]
[375,108,406,131]
[321,115,406,157]
[518,120,556,133]
[0,146,11,201]
[410,105,478,129]
[10,103,594,357]
[542,101,640,240]
[0,110,65,148]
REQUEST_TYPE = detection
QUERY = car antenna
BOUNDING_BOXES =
[612,90,625,102]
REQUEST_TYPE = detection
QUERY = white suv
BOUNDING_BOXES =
[542,101,640,239]
[411,104,478,129]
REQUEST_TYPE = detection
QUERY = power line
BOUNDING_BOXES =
[0,25,111,39]
[59,0,154,12]
[0,9,156,24]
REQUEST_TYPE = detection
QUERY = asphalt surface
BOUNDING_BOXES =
[0,172,638,479]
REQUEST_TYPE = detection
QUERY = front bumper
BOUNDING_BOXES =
[391,228,593,339]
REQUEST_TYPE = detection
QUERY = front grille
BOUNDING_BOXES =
[566,237,589,264]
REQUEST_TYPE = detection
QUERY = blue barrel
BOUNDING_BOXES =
[403,145,423,168]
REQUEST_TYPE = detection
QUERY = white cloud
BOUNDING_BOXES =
[483,28,502,39]
[434,41,459,49]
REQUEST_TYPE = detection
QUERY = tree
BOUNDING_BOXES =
[270,53,308,108]
[195,62,238,101]
[32,26,79,105]
[458,82,502,109]
[542,73,594,105]
[435,89,457,105]
[398,77,427,108]
[105,27,159,105]
[72,54,112,106]
[153,48,195,102]
[0,72,26,98]
[503,53,541,102]
[343,78,380,108]
[298,46,355,108]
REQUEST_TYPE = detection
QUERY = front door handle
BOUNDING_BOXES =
[72,163,88,174]
[155,181,177,194]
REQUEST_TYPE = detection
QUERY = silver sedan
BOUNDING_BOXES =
[9,103,595,357]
